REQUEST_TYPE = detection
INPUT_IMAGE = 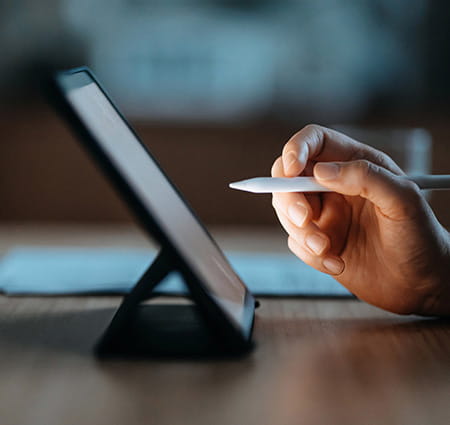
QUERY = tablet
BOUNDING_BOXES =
[49,67,255,353]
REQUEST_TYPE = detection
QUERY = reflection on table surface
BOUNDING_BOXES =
[0,224,449,425]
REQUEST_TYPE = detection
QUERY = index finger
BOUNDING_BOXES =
[282,124,403,177]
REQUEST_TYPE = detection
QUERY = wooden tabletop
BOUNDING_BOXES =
[0,225,449,425]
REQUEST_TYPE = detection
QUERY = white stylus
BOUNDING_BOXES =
[229,175,450,193]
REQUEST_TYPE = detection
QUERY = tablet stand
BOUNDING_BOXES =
[96,249,241,358]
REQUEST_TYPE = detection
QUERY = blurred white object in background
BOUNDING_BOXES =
[334,126,432,176]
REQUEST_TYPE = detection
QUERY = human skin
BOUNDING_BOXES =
[271,124,450,316]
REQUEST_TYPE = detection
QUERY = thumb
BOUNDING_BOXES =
[314,160,422,220]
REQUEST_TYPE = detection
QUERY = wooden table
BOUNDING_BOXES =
[0,225,449,425]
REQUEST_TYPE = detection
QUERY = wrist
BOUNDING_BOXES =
[422,230,450,316]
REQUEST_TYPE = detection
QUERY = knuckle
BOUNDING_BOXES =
[355,158,371,174]
[398,178,424,207]
[354,159,378,180]
[372,150,390,167]
[303,124,325,144]
[284,124,323,156]
[353,160,376,198]
[271,156,282,176]
[304,123,323,134]
[401,177,419,193]
[282,136,300,157]
[271,195,280,209]
[287,236,298,254]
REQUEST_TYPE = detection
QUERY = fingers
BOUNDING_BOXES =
[272,202,345,275]
[271,157,313,227]
[288,237,345,276]
[313,160,424,220]
[281,124,403,178]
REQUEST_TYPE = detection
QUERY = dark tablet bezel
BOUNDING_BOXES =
[47,66,255,349]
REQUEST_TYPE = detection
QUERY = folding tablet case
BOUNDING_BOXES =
[47,67,256,357]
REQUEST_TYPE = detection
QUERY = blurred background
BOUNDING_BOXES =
[0,0,449,229]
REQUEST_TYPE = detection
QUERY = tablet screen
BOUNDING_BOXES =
[59,71,250,334]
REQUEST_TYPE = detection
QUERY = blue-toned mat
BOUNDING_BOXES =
[0,247,351,297]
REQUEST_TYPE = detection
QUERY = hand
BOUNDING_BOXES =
[271,125,450,316]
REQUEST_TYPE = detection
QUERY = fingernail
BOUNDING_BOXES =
[315,162,339,180]
[323,257,344,275]
[288,203,308,227]
[305,233,327,255]
[283,152,298,174]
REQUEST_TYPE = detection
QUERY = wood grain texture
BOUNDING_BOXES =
[0,296,448,425]
[0,225,449,425]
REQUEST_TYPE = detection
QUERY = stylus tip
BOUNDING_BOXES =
[229,182,240,190]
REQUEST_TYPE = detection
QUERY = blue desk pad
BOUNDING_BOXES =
[0,247,351,297]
